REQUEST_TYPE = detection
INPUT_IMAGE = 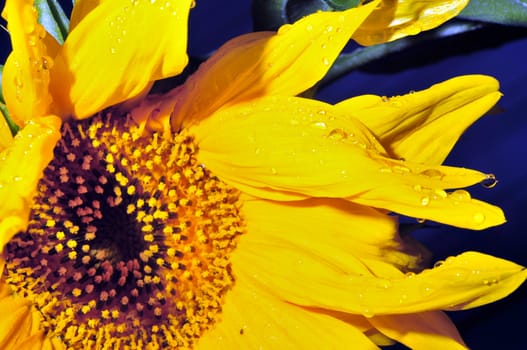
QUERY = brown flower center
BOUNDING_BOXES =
[4,112,244,348]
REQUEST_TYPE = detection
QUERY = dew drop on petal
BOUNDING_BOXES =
[376,279,392,289]
[473,212,485,224]
[420,283,434,296]
[420,196,430,206]
[328,128,347,141]
[393,165,410,174]
[483,278,499,286]
[289,119,300,126]
[433,189,447,198]
[277,24,292,35]
[481,174,498,188]
[434,260,444,268]
[362,307,373,318]
[14,75,24,88]
[419,169,444,180]
[450,189,471,201]
[398,294,408,304]
[310,121,327,129]
[452,269,468,282]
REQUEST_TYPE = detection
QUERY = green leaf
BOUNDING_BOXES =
[34,0,70,44]
[0,102,20,136]
[325,0,361,10]
[459,0,527,27]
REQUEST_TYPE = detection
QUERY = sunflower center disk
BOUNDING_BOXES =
[4,113,244,348]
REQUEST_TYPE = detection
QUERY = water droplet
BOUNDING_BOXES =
[379,167,393,173]
[405,272,416,278]
[362,308,374,318]
[14,75,24,88]
[434,260,444,268]
[433,189,447,199]
[393,165,410,174]
[483,278,499,286]
[322,57,330,66]
[413,184,422,191]
[320,43,327,49]
[420,196,430,206]
[12,176,22,182]
[376,279,392,289]
[450,189,471,201]
[277,24,292,35]
[326,25,334,32]
[254,148,261,155]
[390,100,403,107]
[41,56,53,70]
[416,218,426,224]
[317,109,327,115]
[110,47,116,54]
[481,174,497,188]
[289,119,300,125]
[306,24,313,32]
[271,168,277,175]
[421,283,434,296]
[381,96,389,102]
[310,121,327,129]
[419,169,444,180]
[328,128,347,140]
[473,212,485,224]
[452,269,467,282]
[398,294,408,304]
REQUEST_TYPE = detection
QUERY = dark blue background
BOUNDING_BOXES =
[2,1,527,348]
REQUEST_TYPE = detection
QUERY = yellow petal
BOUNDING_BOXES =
[237,246,526,316]
[171,0,381,128]
[191,95,504,229]
[0,290,33,349]
[2,0,53,124]
[49,0,192,119]
[240,194,426,272]
[369,311,467,349]
[0,113,13,151]
[197,278,379,350]
[68,0,101,32]
[353,0,469,45]
[336,75,501,164]
[0,116,61,249]
[15,332,47,350]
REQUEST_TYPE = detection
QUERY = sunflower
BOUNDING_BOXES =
[1,0,525,349]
